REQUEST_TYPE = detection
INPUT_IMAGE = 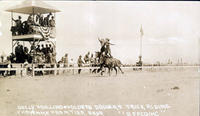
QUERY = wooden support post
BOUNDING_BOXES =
[20,64,22,77]
[32,64,35,77]
[24,68,27,77]
[72,65,74,75]
[54,63,57,76]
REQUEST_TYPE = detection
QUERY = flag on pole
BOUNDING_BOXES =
[140,25,144,36]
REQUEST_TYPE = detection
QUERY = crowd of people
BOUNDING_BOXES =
[12,42,32,63]
[6,42,55,64]
[11,13,55,36]
[35,43,56,64]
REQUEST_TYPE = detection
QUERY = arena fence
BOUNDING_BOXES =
[0,64,199,77]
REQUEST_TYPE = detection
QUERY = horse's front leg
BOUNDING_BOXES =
[97,63,103,73]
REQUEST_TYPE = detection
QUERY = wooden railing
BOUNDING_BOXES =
[0,63,199,77]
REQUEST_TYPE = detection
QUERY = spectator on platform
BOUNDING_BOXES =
[50,16,55,27]
[41,44,45,55]
[44,13,51,26]
[36,45,41,53]
[12,16,22,35]
[22,21,30,35]
[27,14,34,25]
[39,14,44,26]
[45,44,49,54]
[15,42,22,63]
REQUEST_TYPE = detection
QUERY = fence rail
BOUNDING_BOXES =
[0,68,25,71]
[33,66,199,71]
[0,65,199,77]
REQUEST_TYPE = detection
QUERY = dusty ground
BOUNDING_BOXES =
[0,68,199,116]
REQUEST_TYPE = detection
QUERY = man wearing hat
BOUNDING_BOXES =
[98,37,107,58]
[50,16,55,27]
[12,16,22,35]
[14,42,20,63]
[105,38,115,57]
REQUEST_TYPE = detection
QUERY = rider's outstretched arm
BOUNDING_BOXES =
[12,18,16,22]
[109,42,115,45]
[98,37,101,42]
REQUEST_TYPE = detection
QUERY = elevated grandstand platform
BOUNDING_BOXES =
[12,26,56,41]
[5,0,60,64]
[12,34,44,41]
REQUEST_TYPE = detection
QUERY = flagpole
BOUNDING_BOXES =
[139,25,143,68]
[140,32,142,58]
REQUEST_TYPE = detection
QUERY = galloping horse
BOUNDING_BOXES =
[96,52,124,76]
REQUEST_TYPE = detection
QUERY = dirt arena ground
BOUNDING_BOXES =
[0,68,199,116]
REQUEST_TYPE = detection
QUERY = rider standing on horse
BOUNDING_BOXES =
[98,38,106,55]
[96,38,124,75]
[105,38,114,58]
[98,37,114,58]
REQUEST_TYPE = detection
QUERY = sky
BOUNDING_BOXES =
[0,1,200,64]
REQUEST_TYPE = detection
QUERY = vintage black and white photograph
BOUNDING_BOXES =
[0,0,199,116]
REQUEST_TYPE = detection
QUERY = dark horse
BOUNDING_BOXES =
[96,52,124,76]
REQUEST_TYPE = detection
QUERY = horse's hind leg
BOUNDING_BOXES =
[114,67,117,75]
[118,66,124,74]
[108,68,111,76]
[97,68,101,73]
[92,69,96,73]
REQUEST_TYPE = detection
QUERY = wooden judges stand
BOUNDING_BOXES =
[5,0,60,77]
